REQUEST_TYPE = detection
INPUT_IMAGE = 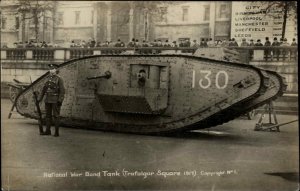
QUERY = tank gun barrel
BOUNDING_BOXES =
[86,71,111,80]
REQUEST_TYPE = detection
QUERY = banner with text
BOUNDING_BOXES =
[231,2,297,44]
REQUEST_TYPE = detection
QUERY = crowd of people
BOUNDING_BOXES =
[68,37,297,48]
[8,41,59,48]
[4,37,297,49]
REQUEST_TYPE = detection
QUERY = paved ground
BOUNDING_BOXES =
[1,98,299,191]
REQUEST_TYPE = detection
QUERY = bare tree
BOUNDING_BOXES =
[256,1,297,39]
[134,1,172,41]
[112,1,172,41]
[17,0,54,43]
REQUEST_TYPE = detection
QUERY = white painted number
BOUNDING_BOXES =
[199,70,212,89]
[193,70,229,89]
[215,71,229,89]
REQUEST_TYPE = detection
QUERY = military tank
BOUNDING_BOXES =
[14,48,286,134]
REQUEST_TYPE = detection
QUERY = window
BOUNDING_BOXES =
[1,17,7,29]
[57,12,64,25]
[75,11,80,25]
[218,4,230,19]
[159,7,167,22]
[204,5,210,21]
[15,16,20,29]
[91,10,94,24]
[182,7,189,21]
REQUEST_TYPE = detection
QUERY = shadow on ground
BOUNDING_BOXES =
[265,172,299,182]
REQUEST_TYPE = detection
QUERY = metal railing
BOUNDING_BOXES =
[1,46,297,62]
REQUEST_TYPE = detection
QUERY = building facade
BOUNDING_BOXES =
[0,0,55,46]
[154,1,231,42]
[53,1,229,44]
[1,1,297,47]
[1,0,21,47]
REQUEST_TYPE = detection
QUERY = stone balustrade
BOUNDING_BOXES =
[1,46,297,62]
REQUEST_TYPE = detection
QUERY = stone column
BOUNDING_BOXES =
[49,11,54,43]
[93,3,98,40]
[106,2,112,41]
[129,3,134,41]
[18,14,22,42]
[209,2,216,41]
[20,12,26,42]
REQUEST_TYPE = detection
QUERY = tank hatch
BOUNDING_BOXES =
[97,62,169,114]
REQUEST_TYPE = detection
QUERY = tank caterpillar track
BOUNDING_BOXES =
[190,71,286,131]
[14,53,287,134]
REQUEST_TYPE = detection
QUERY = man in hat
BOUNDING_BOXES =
[248,39,255,58]
[114,39,122,47]
[264,37,271,60]
[135,39,141,48]
[280,38,290,60]
[249,39,255,46]
[127,38,135,47]
[207,38,214,47]
[231,38,239,46]
[171,41,178,48]
[200,39,207,48]
[280,38,290,46]
[39,64,65,137]
[240,38,249,46]
[164,39,171,47]
[255,39,263,46]
[272,37,280,60]
[264,37,271,46]
[191,40,199,48]
[291,38,297,46]
[279,38,284,45]
[290,38,297,59]
[221,39,228,47]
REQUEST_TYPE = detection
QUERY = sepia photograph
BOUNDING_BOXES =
[1,1,298,190]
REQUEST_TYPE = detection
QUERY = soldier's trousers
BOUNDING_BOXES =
[45,102,61,135]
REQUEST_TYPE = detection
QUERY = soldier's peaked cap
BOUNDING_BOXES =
[48,64,59,69]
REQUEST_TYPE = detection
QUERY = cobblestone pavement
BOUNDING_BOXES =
[1,99,299,191]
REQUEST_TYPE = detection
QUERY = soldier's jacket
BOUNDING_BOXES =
[40,75,65,103]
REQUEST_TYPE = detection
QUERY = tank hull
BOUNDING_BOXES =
[15,55,284,134]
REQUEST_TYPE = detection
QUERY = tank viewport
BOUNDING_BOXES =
[137,69,146,87]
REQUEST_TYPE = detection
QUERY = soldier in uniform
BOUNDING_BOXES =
[39,64,65,137]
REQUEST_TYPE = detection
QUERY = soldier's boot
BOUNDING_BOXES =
[54,120,59,137]
[54,126,59,137]
[41,119,51,135]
